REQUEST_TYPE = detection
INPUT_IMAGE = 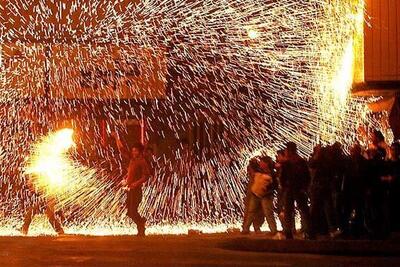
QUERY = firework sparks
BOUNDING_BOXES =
[0,0,380,235]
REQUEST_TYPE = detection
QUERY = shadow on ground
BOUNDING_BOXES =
[220,236,400,256]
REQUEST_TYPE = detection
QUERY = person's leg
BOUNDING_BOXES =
[391,184,400,231]
[242,194,260,233]
[275,189,285,231]
[261,196,277,234]
[128,188,146,236]
[283,190,295,239]
[21,206,36,235]
[368,190,382,239]
[324,192,339,232]
[126,189,134,220]
[242,192,251,231]
[353,196,365,238]
[309,189,322,236]
[324,193,343,238]
[253,210,265,232]
[380,190,391,238]
[45,200,64,234]
[341,191,353,235]
[295,191,313,239]
[243,191,264,232]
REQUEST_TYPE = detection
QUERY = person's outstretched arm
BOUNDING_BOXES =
[113,133,130,161]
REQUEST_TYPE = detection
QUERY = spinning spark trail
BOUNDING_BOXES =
[0,0,374,235]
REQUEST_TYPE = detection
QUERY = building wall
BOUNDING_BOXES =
[364,0,400,81]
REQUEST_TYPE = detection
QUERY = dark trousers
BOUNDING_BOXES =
[310,187,337,233]
[127,188,145,232]
[22,200,63,234]
[365,189,390,239]
[282,189,311,239]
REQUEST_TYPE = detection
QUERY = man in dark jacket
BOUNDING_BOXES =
[280,142,312,239]
[341,143,367,237]
[309,145,341,238]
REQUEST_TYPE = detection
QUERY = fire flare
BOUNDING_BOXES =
[25,128,75,196]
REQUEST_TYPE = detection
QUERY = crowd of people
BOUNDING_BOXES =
[14,123,400,240]
[243,129,400,240]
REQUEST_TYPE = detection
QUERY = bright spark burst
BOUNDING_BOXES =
[25,128,75,196]
[0,0,383,235]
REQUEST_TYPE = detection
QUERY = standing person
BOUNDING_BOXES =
[309,145,341,238]
[20,122,64,236]
[242,156,278,238]
[275,149,287,233]
[343,143,367,238]
[388,142,400,231]
[115,136,151,237]
[370,130,390,160]
[329,142,347,232]
[242,157,265,234]
[379,145,397,238]
[280,142,313,239]
[20,181,64,235]
[364,147,386,239]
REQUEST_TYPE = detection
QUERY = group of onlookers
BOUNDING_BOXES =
[243,130,400,240]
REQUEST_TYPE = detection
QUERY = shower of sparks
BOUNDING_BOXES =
[0,0,381,235]
[25,128,76,196]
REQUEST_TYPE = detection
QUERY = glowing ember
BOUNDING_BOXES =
[247,29,260,40]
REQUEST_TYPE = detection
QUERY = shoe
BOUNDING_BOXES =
[241,230,250,235]
[285,233,293,240]
[56,229,65,235]
[20,227,28,236]
[254,229,263,234]
[137,222,146,237]
[303,232,316,240]
[137,231,145,237]
[329,228,342,239]
[272,232,285,240]
[137,227,145,237]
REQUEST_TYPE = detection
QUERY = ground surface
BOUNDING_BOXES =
[1,233,400,267]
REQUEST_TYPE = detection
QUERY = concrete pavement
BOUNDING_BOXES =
[0,233,400,266]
